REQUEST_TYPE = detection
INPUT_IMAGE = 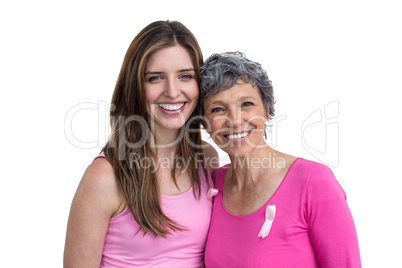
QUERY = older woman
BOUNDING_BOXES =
[200,52,361,267]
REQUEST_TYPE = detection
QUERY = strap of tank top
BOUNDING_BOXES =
[93,152,106,161]
[213,164,231,191]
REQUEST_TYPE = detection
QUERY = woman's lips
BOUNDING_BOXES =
[223,130,252,140]
[157,102,186,115]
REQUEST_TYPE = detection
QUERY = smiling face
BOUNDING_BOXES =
[144,45,199,134]
[203,82,269,157]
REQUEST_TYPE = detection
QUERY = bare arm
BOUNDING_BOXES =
[63,158,125,268]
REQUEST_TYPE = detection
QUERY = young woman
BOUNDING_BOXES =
[199,52,361,267]
[64,20,217,268]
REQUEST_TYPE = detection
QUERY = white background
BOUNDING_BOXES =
[1,0,401,267]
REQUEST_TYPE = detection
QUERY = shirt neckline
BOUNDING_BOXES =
[218,157,301,219]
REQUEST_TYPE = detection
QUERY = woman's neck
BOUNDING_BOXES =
[228,147,287,189]
[149,127,181,152]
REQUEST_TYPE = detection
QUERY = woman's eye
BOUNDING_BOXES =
[242,101,254,107]
[180,74,193,79]
[211,107,224,113]
[147,75,161,82]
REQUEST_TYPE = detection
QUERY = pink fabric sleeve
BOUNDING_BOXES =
[305,165,361,268]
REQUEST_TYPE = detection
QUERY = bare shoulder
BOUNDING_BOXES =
[64,158,125,267]
[78,158,125,214]
[83,158,116,188]
[202,140,220,174]
[71,158,122,222]
[274,151,298,173]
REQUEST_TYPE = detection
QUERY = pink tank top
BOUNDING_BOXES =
[95,154,213,268]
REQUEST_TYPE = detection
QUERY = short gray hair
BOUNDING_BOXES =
[198,51,275,119]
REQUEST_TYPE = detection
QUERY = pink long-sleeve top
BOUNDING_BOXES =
[205,158,361,267]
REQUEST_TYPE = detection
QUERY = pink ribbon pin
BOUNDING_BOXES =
[207,188,218,205]
[207,188,218,199]
[258,205,276,239]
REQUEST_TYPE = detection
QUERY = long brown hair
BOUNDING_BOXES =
[102,20,204,237]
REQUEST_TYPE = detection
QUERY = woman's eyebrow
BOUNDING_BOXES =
[144,68,195,75]
[239,95,257,101]
[208,100,223,105]
[144,71,163,75]
[178,68,195,72]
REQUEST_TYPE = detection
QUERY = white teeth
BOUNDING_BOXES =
[158,103,184,111]
[227,131,250,139]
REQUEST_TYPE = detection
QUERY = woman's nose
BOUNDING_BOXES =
[227,109,244,127]
[164,79,180,99]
